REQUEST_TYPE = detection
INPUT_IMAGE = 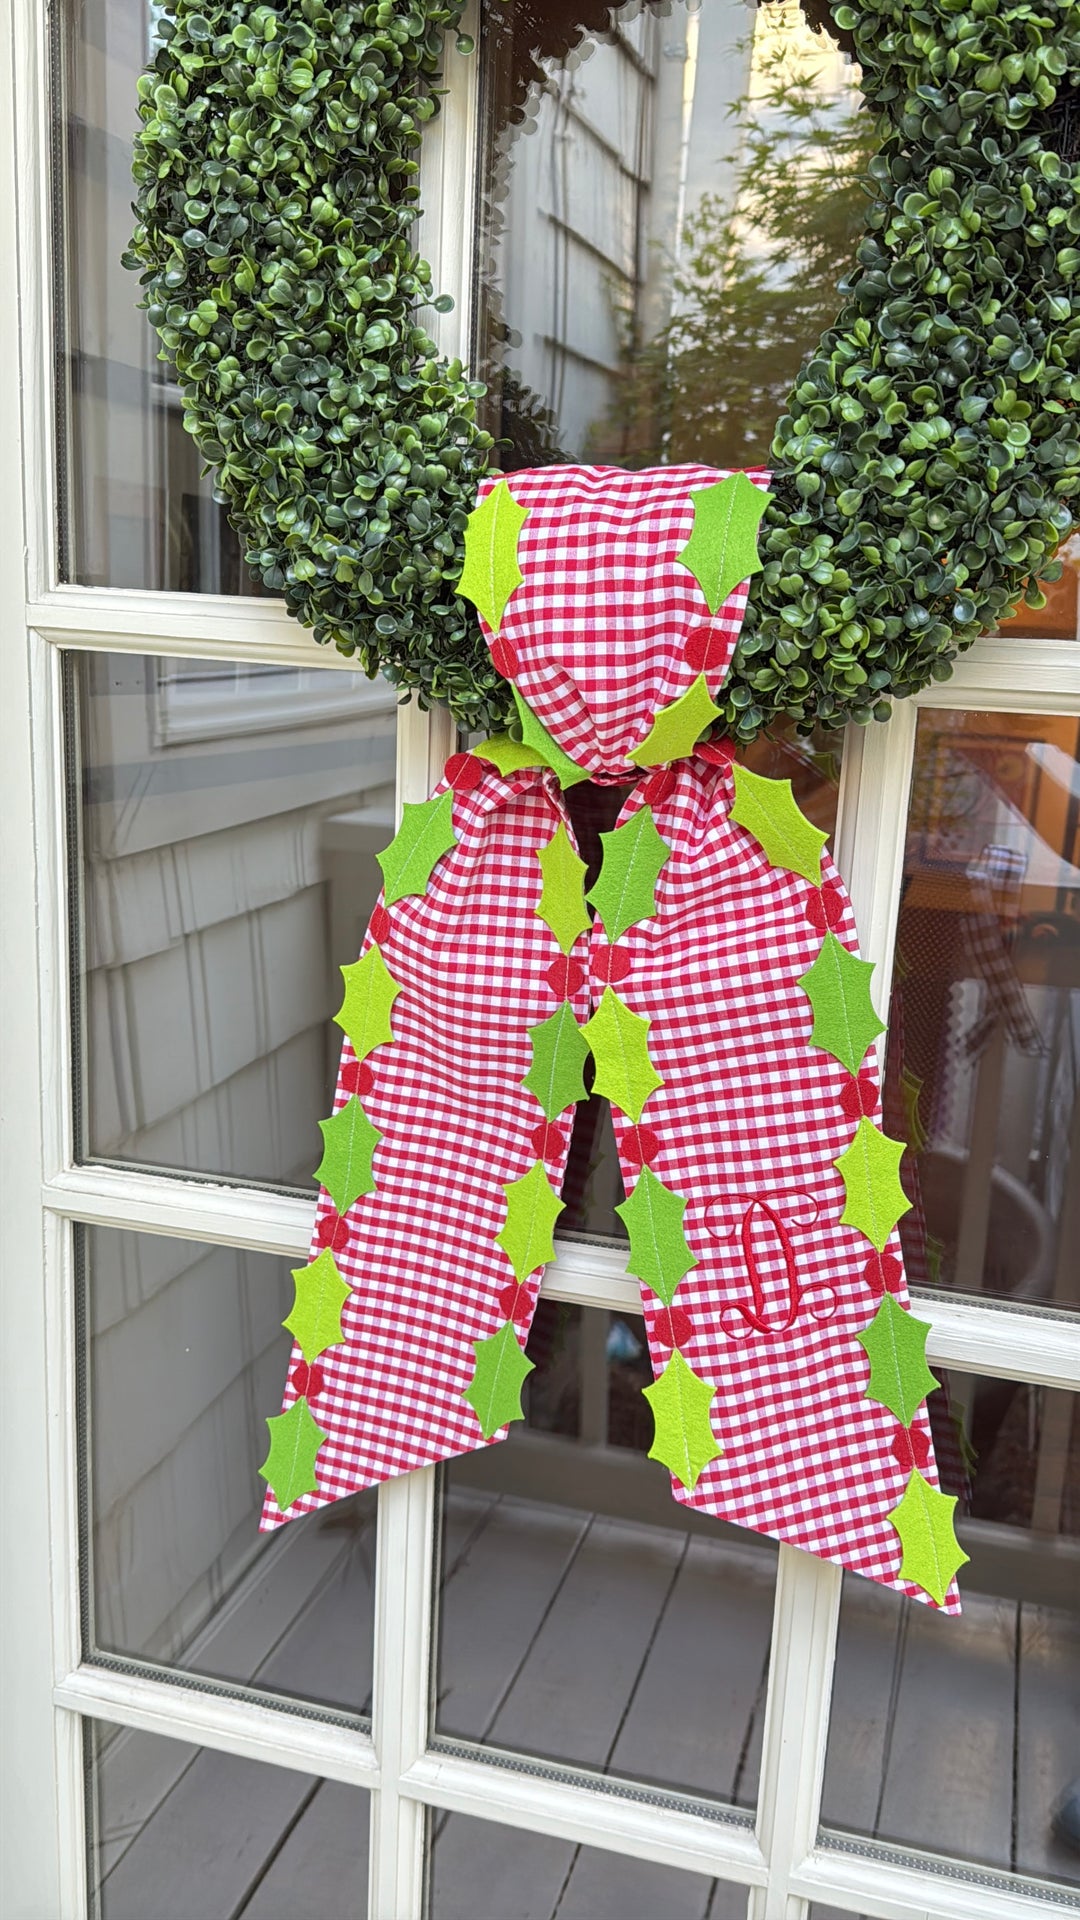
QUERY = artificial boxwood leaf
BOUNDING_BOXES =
[522,1002,591,1120]
[674,473,770,613]
[283,1246,351,1364]
[462,1318,535,1439]
[513,687,590,788]
[643,1349,723,1490]
[586,806,670,941]
[835,1118,912,1251]
[616,1166,698,1304]
[535,824,590,953]
[335,944,402,1063]
[629,674,722,767]
[455,479,528,635]
[798,932,886,1074]
[731,765,827,886]
[259,1396,328,1512]
[315,1095,382,1211]
[377,790,458,904]
[888,1468,969,1605]
[855,1293,938,1426]
[496,1158,564,1281]
[583,988,663,1122]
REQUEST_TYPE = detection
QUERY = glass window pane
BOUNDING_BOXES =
[558,724,843,1239]
[427,1810,745,1919]
[68,651,395,1188]
[436,1303,776,1806]
[888,710,1080,1313]
[81,1224,376,1716]
[821,1369,1080,1891]
[60,0,257,589]
[998,533,1080,641]
[87,1722,368,1917]
[476,0,868,468]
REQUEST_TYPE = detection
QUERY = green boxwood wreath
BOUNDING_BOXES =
[126,0,1080,741]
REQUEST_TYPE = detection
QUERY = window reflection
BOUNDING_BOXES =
[436,1302,775,1806]
[476,0,869,468]
[822,1369,1080,1890]
[69,652,395,1188]
[888,711,1080,1315]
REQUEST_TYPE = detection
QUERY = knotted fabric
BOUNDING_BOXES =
[260,466,965,1612]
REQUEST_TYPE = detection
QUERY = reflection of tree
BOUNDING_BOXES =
[590,15,880,471]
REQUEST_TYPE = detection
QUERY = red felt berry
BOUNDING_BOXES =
[531,1121,566,1160]
[340,1059,374,1098]
[444,751,484,793]
[593,944,631,985]
[292,1362,325,1399]
[652,1305,693,1349]
[489,638,519,680]
[863,1251,904,1297]
[806,885,844,933]
[546,957,586,998]
[315,1211,352,1253]
[890,1426,914,1472]
[695,737,735,766]
[622,1124,660,1168]
[683,627,728,672]
[840,1071,878,1121]
[640,766,677,806]
[369,905,392,945]
[498,1282,533,1325]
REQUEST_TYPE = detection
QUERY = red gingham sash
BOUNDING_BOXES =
[261,466,959,1612]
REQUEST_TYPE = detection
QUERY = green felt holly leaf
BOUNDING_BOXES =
[888,1468,969,1606]
[473,734,549,775]
[583,988,663,1122]
[643,1349,723,1490]
[376,790,458,905]
[616,1166,698,1305]
[259,1396,328,1512]
[455,478,528,635]
[835,1118,912,1252]
[335,944,402,1063]
[730,765,828,886]
[496,1158,564,1281]
[314,1096,382,1212]
[674,472,771,614]
[629,674,722,768]
[462,1318,536,1440]
[798,933,886,1075]
[282,1246,352,1365]
[522,1002,591,1120]
[855,1293,939,1427]
[535,824,590,954]
[586,807,671,942]
[513,688,590,789]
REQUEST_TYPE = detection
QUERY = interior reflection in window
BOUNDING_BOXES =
[475,0,870,468]
[887,711,1080,1315]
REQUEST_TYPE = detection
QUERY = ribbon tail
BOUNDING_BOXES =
[260,766,591,1529]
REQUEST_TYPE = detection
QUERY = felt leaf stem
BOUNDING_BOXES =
[497,1159,564,1280]
[583,989,663,1121]
[616,1166,698,1304]
[835,1118,912,1251]
[377,790,458,904]
[587,806,670,942]
[798,933,886,1075]
[730,766,827,886]
[463,1319,535,1439]
[455,479,528,635]
[535,825,590,953]
[522,1003,591,1120]
[888,1469,970,1605]
[315,1095,381,1211]
[259,1397,328,1512]
[283,1247,351,1364]
[643,1349,723,1490]
[855,1294,939,1427]
[335,945,402,1062]
[674,472,770,614]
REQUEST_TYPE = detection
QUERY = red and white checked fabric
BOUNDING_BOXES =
[261,464,957,1611]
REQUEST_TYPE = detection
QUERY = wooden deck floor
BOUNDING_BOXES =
[92,1478,1080,1918]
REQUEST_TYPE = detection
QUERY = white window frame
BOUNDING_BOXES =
[2,0,1079,1915]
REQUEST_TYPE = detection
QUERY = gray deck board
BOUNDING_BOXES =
[240,1780,369,1919]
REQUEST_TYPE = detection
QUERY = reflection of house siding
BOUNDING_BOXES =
[79,655,394,1663]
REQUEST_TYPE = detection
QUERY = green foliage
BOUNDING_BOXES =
[283,1247,351,1364]
[521,1003,591,1120]
[674,473,771,615]
[259,1396,328,1512]
[615,1167,698,1305]
[462,1319,535,1439]
[496,1159,564,1281]
[798,931,885,1073]
[454,479,529,634]
[128,0,1080,740]
[377,790,458,904]
[643,1350,723,1491]
[586,807,671,941]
